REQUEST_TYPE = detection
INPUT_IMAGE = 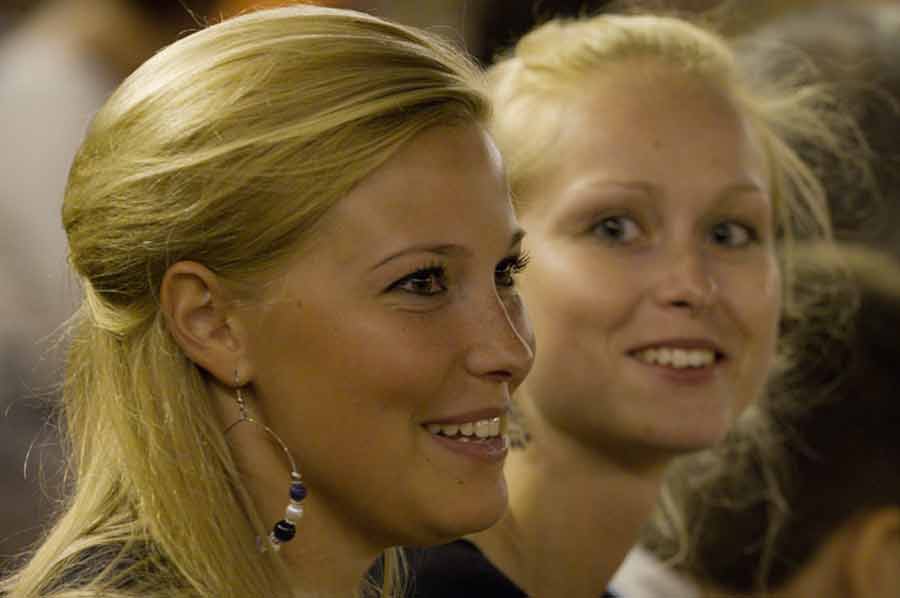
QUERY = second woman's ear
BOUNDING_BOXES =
[160,261,254,385]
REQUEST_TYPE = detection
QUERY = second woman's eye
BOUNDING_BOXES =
[592,215,641,243]
[495,252,531,288]
[710,221,757,248]
[390,266,447,296]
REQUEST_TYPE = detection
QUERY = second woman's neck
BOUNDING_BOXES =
[470,412,670,598]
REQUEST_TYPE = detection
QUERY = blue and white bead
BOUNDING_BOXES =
[268,477,307,551]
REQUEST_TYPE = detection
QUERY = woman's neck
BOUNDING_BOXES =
[241,445,383,597]
[279,502,378,597]
[470,410,671,598]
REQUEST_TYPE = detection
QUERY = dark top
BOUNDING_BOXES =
[405,539,621,597]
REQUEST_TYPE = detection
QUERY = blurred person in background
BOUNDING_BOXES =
[613,3,900,596]
[401,10,851,597]
[0,0,215,566]
[733,2,900,254]
[616,245,900,598]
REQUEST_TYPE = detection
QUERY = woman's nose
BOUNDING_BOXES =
[464,292,535,386]
[651,247,718,316]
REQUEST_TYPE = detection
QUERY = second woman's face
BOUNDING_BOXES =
[241,125,534,548]
[516,64,780,460]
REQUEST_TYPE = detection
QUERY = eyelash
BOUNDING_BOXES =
[710,221,759,247]
[495,252,531,288]
[388,262,447,296]
[591,215,641,244]
[591,216,761,248]
[387,252,531,297]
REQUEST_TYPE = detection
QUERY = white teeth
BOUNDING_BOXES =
[426,417,503,440]
[635,347,715,369]
[658,348,672,365]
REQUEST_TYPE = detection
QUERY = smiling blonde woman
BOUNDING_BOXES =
[0,6,535,598]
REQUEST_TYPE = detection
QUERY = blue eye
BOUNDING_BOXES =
[710,221,757,247]
[390,266,447,296]
[495,252,530,288]
[592,216,641,243]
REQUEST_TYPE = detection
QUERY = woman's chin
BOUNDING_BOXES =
[406,485,509,547]
[636,424,731,458]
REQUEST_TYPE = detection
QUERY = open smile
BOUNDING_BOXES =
[422,411,509,463]
[631,346,724,369]
[626,339,728,385]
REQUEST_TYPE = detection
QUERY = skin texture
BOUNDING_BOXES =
[164,124,534,596]
[471,61,781,598]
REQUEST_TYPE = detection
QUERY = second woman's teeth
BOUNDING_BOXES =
[635,347,716,368]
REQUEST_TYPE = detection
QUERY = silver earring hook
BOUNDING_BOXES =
[225,370,300,476]
[224,369,307,552]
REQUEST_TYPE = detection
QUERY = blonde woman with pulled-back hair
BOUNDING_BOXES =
[405,11,855,598]
[0,6,535,598]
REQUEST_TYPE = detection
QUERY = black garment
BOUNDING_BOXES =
[405,539,621,597]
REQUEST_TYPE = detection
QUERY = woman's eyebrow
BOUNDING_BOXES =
[371,244,461,271]
[371,228,526,272]
[714,182,771,208]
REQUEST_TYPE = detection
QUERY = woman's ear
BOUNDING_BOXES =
[845,507,900,598]
[160,261,254,385]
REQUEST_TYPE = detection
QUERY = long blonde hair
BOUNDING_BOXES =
[1,6,488,598]
[486,13,860,321]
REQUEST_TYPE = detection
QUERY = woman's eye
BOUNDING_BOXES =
[390,267,447,296]
[592,216,641,243]
[710,221,757,247]
[495,252,530,288]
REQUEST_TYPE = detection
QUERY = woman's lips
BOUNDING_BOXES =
[427,431,509,464]
[422,412,509,464]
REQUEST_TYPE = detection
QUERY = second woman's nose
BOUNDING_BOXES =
[650,246,719,316]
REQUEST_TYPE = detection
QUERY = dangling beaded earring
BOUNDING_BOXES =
[226,371,308,552]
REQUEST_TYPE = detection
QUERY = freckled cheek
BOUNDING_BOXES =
[258,311,452,424]
[338,318,463,413]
